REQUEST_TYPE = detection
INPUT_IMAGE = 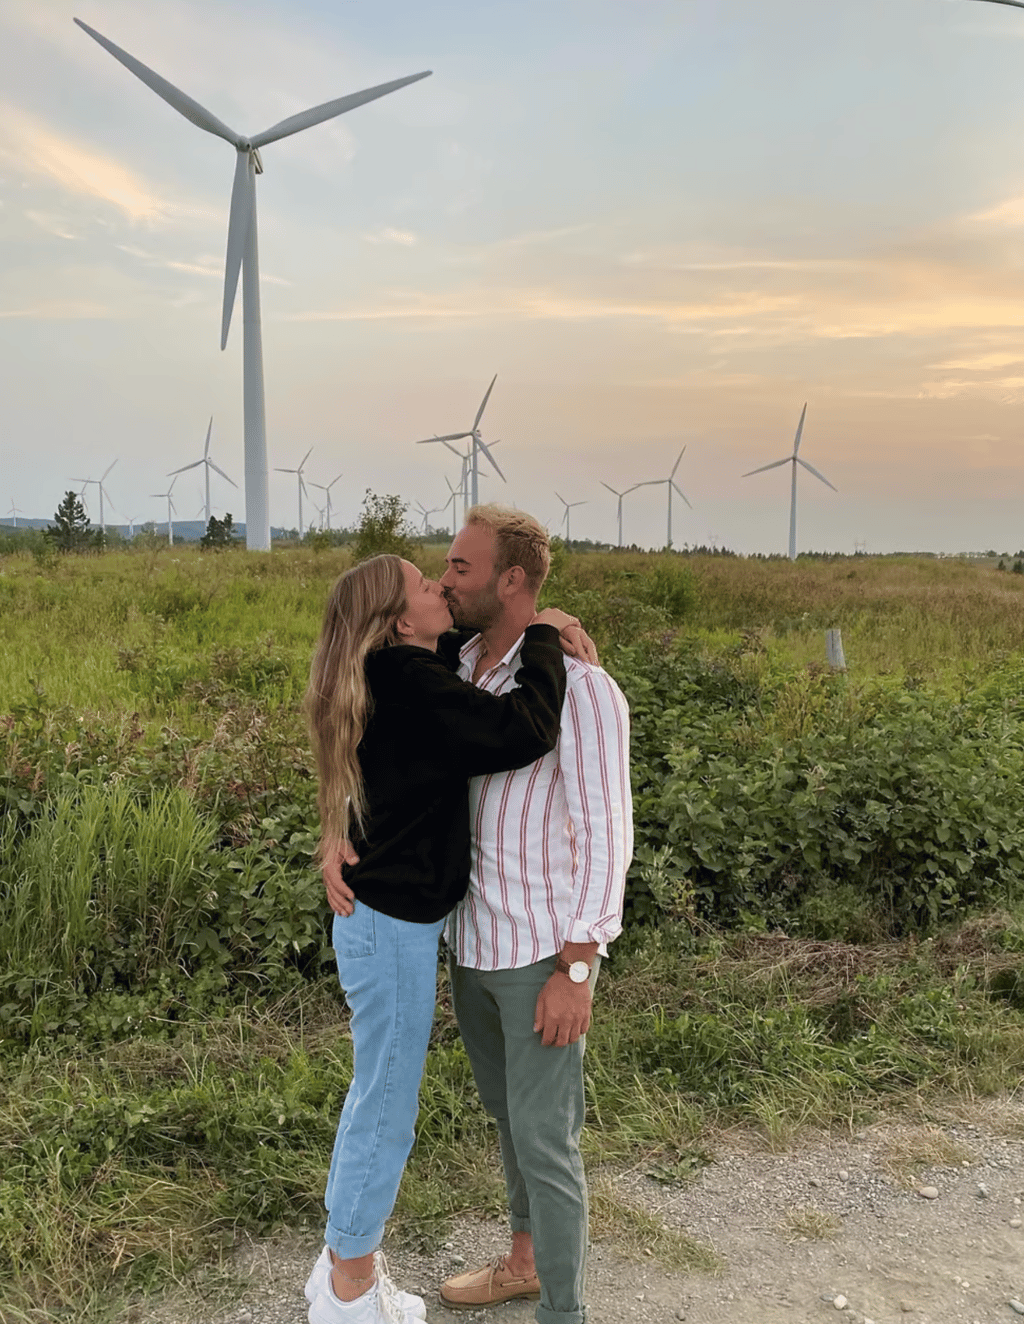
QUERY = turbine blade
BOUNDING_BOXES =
[221,151,253,349]
[73,20,243,146]
[473,374,498,431]
[249,71,433,148]
[204,416,213,458]
[671,480,692,509]
[792,402,808,456]
[670,446,685,480]
[555,493,566,505]
[328,473,343,488]
[966,0,1024,8]
[416,432,472,444]
[168,459,204,476]
[101,458,118,481]
[742,457,791,477]
[796,457,838,492]
[275,467,298,474]
[208,461,237,487]
[299,447,313,469]
[600,482,621,496]
[477,437,505,481]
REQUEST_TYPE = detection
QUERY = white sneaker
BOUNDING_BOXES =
[307,1250,427,1324]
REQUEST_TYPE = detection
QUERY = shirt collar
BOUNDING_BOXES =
[458,631,528,673]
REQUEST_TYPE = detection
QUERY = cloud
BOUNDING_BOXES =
[362,227,418,246]
[0,300,120,320]
[0,102,179,225]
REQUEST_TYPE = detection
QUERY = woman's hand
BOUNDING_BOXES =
[530,608,600,666]
[531,607,579,633]
[321,839,359,917]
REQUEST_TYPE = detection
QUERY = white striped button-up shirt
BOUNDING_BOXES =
[446,631,633,971]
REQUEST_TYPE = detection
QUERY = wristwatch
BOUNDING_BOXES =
[556,956,591,984]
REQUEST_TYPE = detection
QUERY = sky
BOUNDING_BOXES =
[5,0,1024,553]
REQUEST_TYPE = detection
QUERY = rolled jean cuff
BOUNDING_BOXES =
[509,1214,531,1234]
[535,1306,586,1324]
[325,1222,382,1259]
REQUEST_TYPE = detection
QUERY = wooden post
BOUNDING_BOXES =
[826,628,846,671]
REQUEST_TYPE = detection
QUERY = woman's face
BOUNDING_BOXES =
[396,560,453,646]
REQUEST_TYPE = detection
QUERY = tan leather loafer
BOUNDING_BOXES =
[439,1256,541,1309]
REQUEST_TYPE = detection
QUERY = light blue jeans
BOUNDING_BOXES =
[324,901,445,1257]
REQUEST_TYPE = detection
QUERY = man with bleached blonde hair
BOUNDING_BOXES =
[435,505,632,1324]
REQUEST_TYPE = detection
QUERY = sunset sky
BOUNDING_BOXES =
[5,0,1024,552]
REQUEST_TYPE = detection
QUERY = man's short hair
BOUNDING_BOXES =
[466,505,551,594]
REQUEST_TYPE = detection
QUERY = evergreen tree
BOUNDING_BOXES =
[200,512,239,550]
[45,491,95,553]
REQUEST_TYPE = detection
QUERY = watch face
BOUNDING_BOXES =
[569,960,589,983]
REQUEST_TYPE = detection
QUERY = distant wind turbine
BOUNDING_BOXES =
[75,17,431,553]
[276,447,313,537]
[168,417,237,525]
[555,492,586,543]
[309,473,343,530]
[7,502,21,529]
[443,474,463,535]
[125,514,140,538]
[415,501,445,534]
[600,481,640,548]
[151,475,178,546]
[635,448,691,551]
[743,404,836,561]
[416,375,505,507]
[73,459,118,540]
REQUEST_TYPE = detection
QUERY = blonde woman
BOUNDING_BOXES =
[303,554,578,1324]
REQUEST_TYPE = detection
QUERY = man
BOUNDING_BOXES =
[324,506,632,1324]
[435,506,632,1324]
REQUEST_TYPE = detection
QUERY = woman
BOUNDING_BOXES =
[302,554,579,1324]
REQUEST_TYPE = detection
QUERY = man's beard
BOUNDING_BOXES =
[446,581,501,631]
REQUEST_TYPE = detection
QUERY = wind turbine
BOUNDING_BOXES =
[125,514,140,538]
[443,474,464,535]
[73,459,117,538]
[168,417,237,525]
[6,502,21,529]
[415,501,445,535]
[635,448,691,551]
[600,482,640,548]
[555,493,586,544]
[416,375,505,507]
[75,18,431,553]
[309,473,343,530]
[151,475,178,546]
[276,447,313,537]
[743,404,836,561]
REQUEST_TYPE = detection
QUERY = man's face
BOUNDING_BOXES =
[440,524,503,630]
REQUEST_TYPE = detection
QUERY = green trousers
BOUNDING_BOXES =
[449,953,601,1324]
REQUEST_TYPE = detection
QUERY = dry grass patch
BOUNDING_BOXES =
[876,1125,977,1183]
[778,1204,843,1242]
[588,1177,720,1272]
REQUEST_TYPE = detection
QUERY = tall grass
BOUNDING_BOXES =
[1,783,217,981]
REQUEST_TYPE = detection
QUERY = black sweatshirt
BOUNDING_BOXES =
[343,624,566,924]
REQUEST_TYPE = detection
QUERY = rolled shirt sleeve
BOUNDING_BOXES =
[557,666,633,946]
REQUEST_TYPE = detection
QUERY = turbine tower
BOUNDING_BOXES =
[168,417,237,525]
[309,473,343,530]
[555,492,586,544]
[416,375,505,507]
[75,18,431,553]
[73,459,117,541]
[742,404,836,561]
[636,448,691,551]
[600,481,639,548]
[151,475,178,546]
[276,447,313,538]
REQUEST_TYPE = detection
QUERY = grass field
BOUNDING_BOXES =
[2,542,1024,1322]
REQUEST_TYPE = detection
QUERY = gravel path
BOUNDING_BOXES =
[138,1099,1024,1324]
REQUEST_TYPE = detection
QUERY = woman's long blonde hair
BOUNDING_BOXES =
[304,555,407,856]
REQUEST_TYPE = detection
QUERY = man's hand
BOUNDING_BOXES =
[322,839,359,917]
[533,973,593,1047]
